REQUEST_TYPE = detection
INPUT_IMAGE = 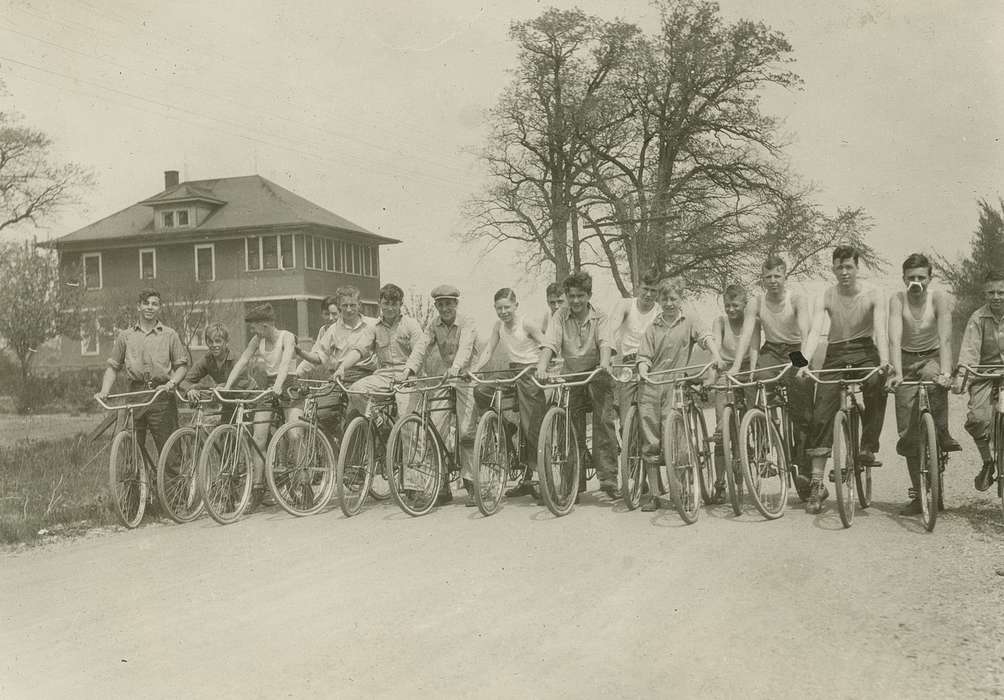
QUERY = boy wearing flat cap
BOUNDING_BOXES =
[404,284,481,506]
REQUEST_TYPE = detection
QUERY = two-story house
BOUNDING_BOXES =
[44,171,398,367]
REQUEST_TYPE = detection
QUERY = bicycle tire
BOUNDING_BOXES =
[721,406,744,516]
[336,416,375,517]
[537,406,581,517]
[663,409,700,524]
[386,414,443,517]
[267,421,337,517]
[108,429,148,528]
[472,411,506,516]
[738,408,788,520]
[848,410,871,508]
[995,413,1004,520]
[831,411,856,528]
[688,404,718,506]
[198,423,254,525]
[156,426,204,524]
[619,404,644,510]
[917,411,938,532]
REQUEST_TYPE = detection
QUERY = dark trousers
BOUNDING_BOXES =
[473,363,546,468]
[758,342,813,474]
[316,366,373,439]
[568,371,618,485]
[893,349,951,457]
[126,382,178,454]
[805,338,887,458]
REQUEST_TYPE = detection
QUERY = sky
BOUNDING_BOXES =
[1,0,1002,330]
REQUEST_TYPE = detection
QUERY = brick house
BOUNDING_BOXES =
[43,171,398,368]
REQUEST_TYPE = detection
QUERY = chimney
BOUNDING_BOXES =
[164,170,179,189]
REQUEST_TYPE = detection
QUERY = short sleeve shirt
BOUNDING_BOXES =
[542,304,611,373]
[363,315,425,371]
[107,322,188,383]
[637,312,710,373]
[314,316,377,371]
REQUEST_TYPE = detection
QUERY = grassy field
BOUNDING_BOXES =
[0,413,105,448]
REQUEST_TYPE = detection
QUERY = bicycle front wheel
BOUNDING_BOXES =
[721,406,744,516]
[686,404,717,505]
[738,408,788,520]
[157,426,204,524]
[619,404,644,510]
[472,411,506,516]
[831,411,856,528]
[537,406,581,517]
[198,423,254,525]
[994,413,1004,519]
[109,429,148,528]
[917,411,938,532]
[663,409,700,524]
[387,414,442,517]
[267,421,337,517]
[337,416,375,517]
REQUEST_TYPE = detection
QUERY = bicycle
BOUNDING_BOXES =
[198,388,277,525]
[334,377,397,517]
[155,388,216,524]
[804,366,884,528]
[957,364,1004,519]
[96,389,169,528]
[531,367,606,517]
[726,363,802,520]
[386,375,462,517]
[644,363,713,524]
[265,378,339,517]
[467,367,534,516]
[896,378,949,531]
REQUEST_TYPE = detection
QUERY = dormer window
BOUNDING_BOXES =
[161,208,191,229]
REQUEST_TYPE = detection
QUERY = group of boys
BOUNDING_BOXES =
[96,244,1004,517]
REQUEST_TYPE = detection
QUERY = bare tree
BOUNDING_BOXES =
[403,288,435,328]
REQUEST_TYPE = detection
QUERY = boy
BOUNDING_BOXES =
[179,321,254,423]
[94,288,188,452]
[799,246,891,513]
[536,271,619,499]
[887,254,958,514]
[608,269,660,425]
[540,282,565,335]
[953,270,1004,492]
[637,278,722,511]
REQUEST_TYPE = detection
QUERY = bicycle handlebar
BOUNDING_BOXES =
[174,388,215,405]
[642,362,714,386]
[722,363,791,389]
[286,377,336,400]
[95,388,164,411]
[211,387,275,404]
[802,366,884,385]
[466,365,533,386]
[956,364,1004,380]
[334,377,397,398]
[394,374,450,394]
[531,366,606,389]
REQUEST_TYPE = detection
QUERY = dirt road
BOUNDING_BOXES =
[2,402,1003,699]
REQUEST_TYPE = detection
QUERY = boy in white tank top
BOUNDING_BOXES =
[887,254,958,516]
[608,270,660,424]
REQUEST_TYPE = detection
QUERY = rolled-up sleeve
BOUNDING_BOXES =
[691,318,713,350]
[107,330,128,371]
[404,319,431,374]
[168,330,188,369]
[596,310,613,351]
[542,311,562,355]
[180,355,210,391]
[347,325,376,364]
[452,321,479,372]
[957,313,983,368]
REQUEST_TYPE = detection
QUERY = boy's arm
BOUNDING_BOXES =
[636,326,655,380]
[165,330,189,390]
[179,355,209,393]
[97,331,127,398]
[710,316,727,370]
[799,293,829,372]
[793,292,814,357]
[225,337,257,389]
[887,293,904,386]
[934,291,954,378]
[270,332,297,394]
[748,319,761,369]
[471,322,501,374]
[403,320,434,379]
[537,310,562,377]
[730,296,760,374]
[450,320,478,376]
[871,288,891,368]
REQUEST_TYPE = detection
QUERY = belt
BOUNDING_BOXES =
[621,353,637,363]
[130,378,169,390]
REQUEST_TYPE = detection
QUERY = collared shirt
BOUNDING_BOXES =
[302,315,376,373]
[958,304,1004,367]
[354,314,425,371]
[180,347,252,391]
[107,322,188,383]
[407,313,480,374]
[637,311,711,373]
[542,304,611,373]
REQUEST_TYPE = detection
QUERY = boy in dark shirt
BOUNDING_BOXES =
[180,322,253,422]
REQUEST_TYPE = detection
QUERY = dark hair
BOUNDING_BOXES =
[244,303,275,324]
[545,282,562,298]
[984,270,1004,284]
[334,285,360,305]
[723,284,747,301]
[322,295,339,311]
[832,245,860,265]
[137,288,161,304]
[204,322,229,342]
[494,287,517,303]
[379,283,404,303]
[762,255,787,272]
[640,267,661,287]
[562,271,592,296]
[901,253,932,275]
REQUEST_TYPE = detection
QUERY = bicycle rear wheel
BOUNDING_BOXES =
[721,406,744,516]
[108,429,148,528]
[831,411,856,528]
[738,408,788,520]
[198,423,254,525]
[267,421,337,517]
[157,426,204,523]
[663,409,700,524]
[472,411,506,516]
[850,410,871,508]
[537,406,581,517]
[995,414,1004,519]
[686,404,717,505]
[619,404,644,510]
[917,411,938,532]
[387,414,442,517]
[337,416,374,517]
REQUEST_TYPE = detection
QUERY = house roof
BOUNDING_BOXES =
[48,175,399,247]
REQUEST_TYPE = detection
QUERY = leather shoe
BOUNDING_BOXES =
[640,495,659,512]
[975,461,996,492]
[858,450,882,467]
[599,482,619,499]
[900,498,923,516]
[505,481,536,498]
[435,490,453,506]
[941,437,962,453]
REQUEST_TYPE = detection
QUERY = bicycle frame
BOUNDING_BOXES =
[395,375,458,476]
[468,366,533,472]
[957,364,1004,516]
[532,366,606,467]
[96,389,165,471]
[211,388,279,464]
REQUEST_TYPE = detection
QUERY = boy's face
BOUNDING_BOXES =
[206,334,227,358]
[435,298,458,325]
[250,321,269,337]
[760,266,786,293]
[984,280,1004,313]
[321,307,331,325]
[338,298,360,325]
[547,293,564,313]
[494,297,516,323]
[326,303,340,324]
[380,297,402,323]
[902,267,931,297]
[659,288,683,315]
[137,295,161,322]
[564,287,590,314]
[832,256,858,288]
[637,282,658,308]
[723,295,746,321]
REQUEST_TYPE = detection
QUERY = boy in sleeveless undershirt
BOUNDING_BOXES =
[608,268,660,425]
[887,253,958,515]
[799,246,892,514]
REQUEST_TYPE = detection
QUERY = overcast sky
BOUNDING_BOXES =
[2,0,1002,327]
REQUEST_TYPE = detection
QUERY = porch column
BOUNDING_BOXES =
[295,297,310,341]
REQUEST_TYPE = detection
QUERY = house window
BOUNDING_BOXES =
[161,208,190,229]
[82,253,102,290]
[325,239,336,272]
[139,248,156,280]
[195,244,215,281]
[177,210,189,226]
[303,235,315,269]
[361,302,379,317]
[162,211,174,228]
[245,234,295,271]
[80,320,100,356]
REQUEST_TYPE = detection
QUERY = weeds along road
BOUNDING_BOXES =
[2,401,1003,699]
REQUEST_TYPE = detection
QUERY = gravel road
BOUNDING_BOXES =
[2,399,1002,699]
